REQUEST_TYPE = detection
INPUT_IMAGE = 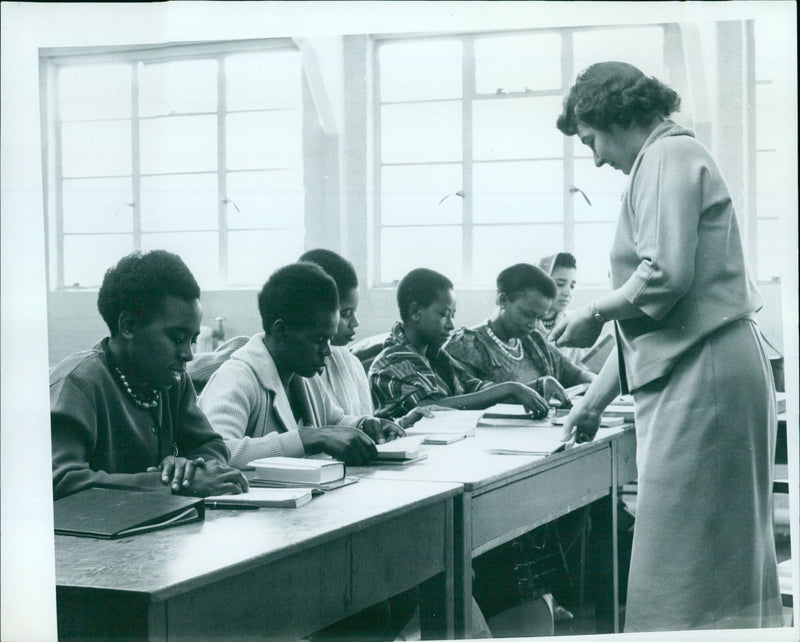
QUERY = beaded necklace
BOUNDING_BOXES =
[485,321,524,361]
[114,367,160,410]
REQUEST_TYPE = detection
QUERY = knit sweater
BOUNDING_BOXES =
[50,339,229,499]
[198,333,362,469]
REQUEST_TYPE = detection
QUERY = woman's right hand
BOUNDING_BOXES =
[559,399,602,444]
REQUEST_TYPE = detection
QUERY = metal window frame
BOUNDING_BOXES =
[370,25,678,288]
[41,39,302,291]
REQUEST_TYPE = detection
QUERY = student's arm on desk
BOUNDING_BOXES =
[51,416,166,500]
[560,349,621,444]
[418,381,550,417]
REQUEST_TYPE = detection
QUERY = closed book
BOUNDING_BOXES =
[53,487,204,539]
[375,436,426,461]
[405,410,482,438]
[480,403,532,420]
[247,456,345,485]
[205,488,312,509]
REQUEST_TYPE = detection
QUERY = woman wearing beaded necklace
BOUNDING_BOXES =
[50,250,248,500]
[443,263,595,401]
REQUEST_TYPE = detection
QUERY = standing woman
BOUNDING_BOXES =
[550,61,782,632]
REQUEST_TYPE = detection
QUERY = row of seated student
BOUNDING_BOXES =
[50,248,628,639]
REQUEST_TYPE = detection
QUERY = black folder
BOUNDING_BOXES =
[54,487,205,539]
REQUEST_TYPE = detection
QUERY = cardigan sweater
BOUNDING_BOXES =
[611,120,763,390]
[317,345,374,416]
[50,339,229,499]
[198,333,361,469]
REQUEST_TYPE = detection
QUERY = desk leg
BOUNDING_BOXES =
[611,440,620,634]
[453,492,472,639]
[420,497,455,640]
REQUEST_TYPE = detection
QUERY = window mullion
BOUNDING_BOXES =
[131,62,142,250]
[462,38,475,285]
[561,31,575,253]
[54,67,65,289]
[217,56,228,287]
[372,44,383,286]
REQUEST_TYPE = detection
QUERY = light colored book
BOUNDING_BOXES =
[485,427,568,456]
[248,456,345,485]
[376,436,426,460]
[205,487,313,509]
[405,409,483,438]
[480,403,532,419]
[421,433,467,445]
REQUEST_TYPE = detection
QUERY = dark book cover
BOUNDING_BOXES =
[54,487,205,539]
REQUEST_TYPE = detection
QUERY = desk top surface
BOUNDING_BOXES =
[56,477,460,598]
[351,424,632,491]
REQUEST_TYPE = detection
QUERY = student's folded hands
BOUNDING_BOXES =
[150,457,249,496]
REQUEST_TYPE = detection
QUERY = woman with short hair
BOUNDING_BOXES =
[551,61,782,632]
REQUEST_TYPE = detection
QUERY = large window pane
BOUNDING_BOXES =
[381,226,462,284]
[61,121,131,177]
[226,170,304,229]
[379,40,462,102]
[227,229,305,287]
[58,64,131,121]
[63,178,133,234]
[226,51,301,111]
[475,34,561,94]
[141,231,219,289]
[573,27,664,80]
[140,115,217,174]
[140,173,218,232]
[473,96,563,160]
[573,222,617,285]
[139,59,217,116]
[473,161,562,224]
[572,159,627,223]
[227,110,302,170]
[472,224,562,285]
[381,102,462,163]
[63,234,133,288]
[381,164,462,226]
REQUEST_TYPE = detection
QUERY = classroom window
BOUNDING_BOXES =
[372,27,668,287]
[43,42,304,290]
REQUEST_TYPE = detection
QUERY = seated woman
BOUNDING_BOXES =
[537,252,601,365]
[298,248,374,416]
[443,262,595,397]
[369,268,550,420]
[198,262,403,469]
[50,250,248,500]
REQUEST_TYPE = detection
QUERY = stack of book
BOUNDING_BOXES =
[247,457,358,492]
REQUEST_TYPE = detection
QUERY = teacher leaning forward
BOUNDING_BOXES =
[550,61,783,632]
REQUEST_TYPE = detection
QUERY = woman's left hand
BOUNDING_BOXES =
[549,306,603,348]
[538,375,571,409]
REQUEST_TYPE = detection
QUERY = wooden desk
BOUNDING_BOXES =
[55,479,462,641]
[353,425,637,637]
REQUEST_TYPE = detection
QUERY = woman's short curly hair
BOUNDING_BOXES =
[258,262,338,333]
[298,248,359,297]
[556,61,680,135]
[496,263,556,301]
[97,250,200,335]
